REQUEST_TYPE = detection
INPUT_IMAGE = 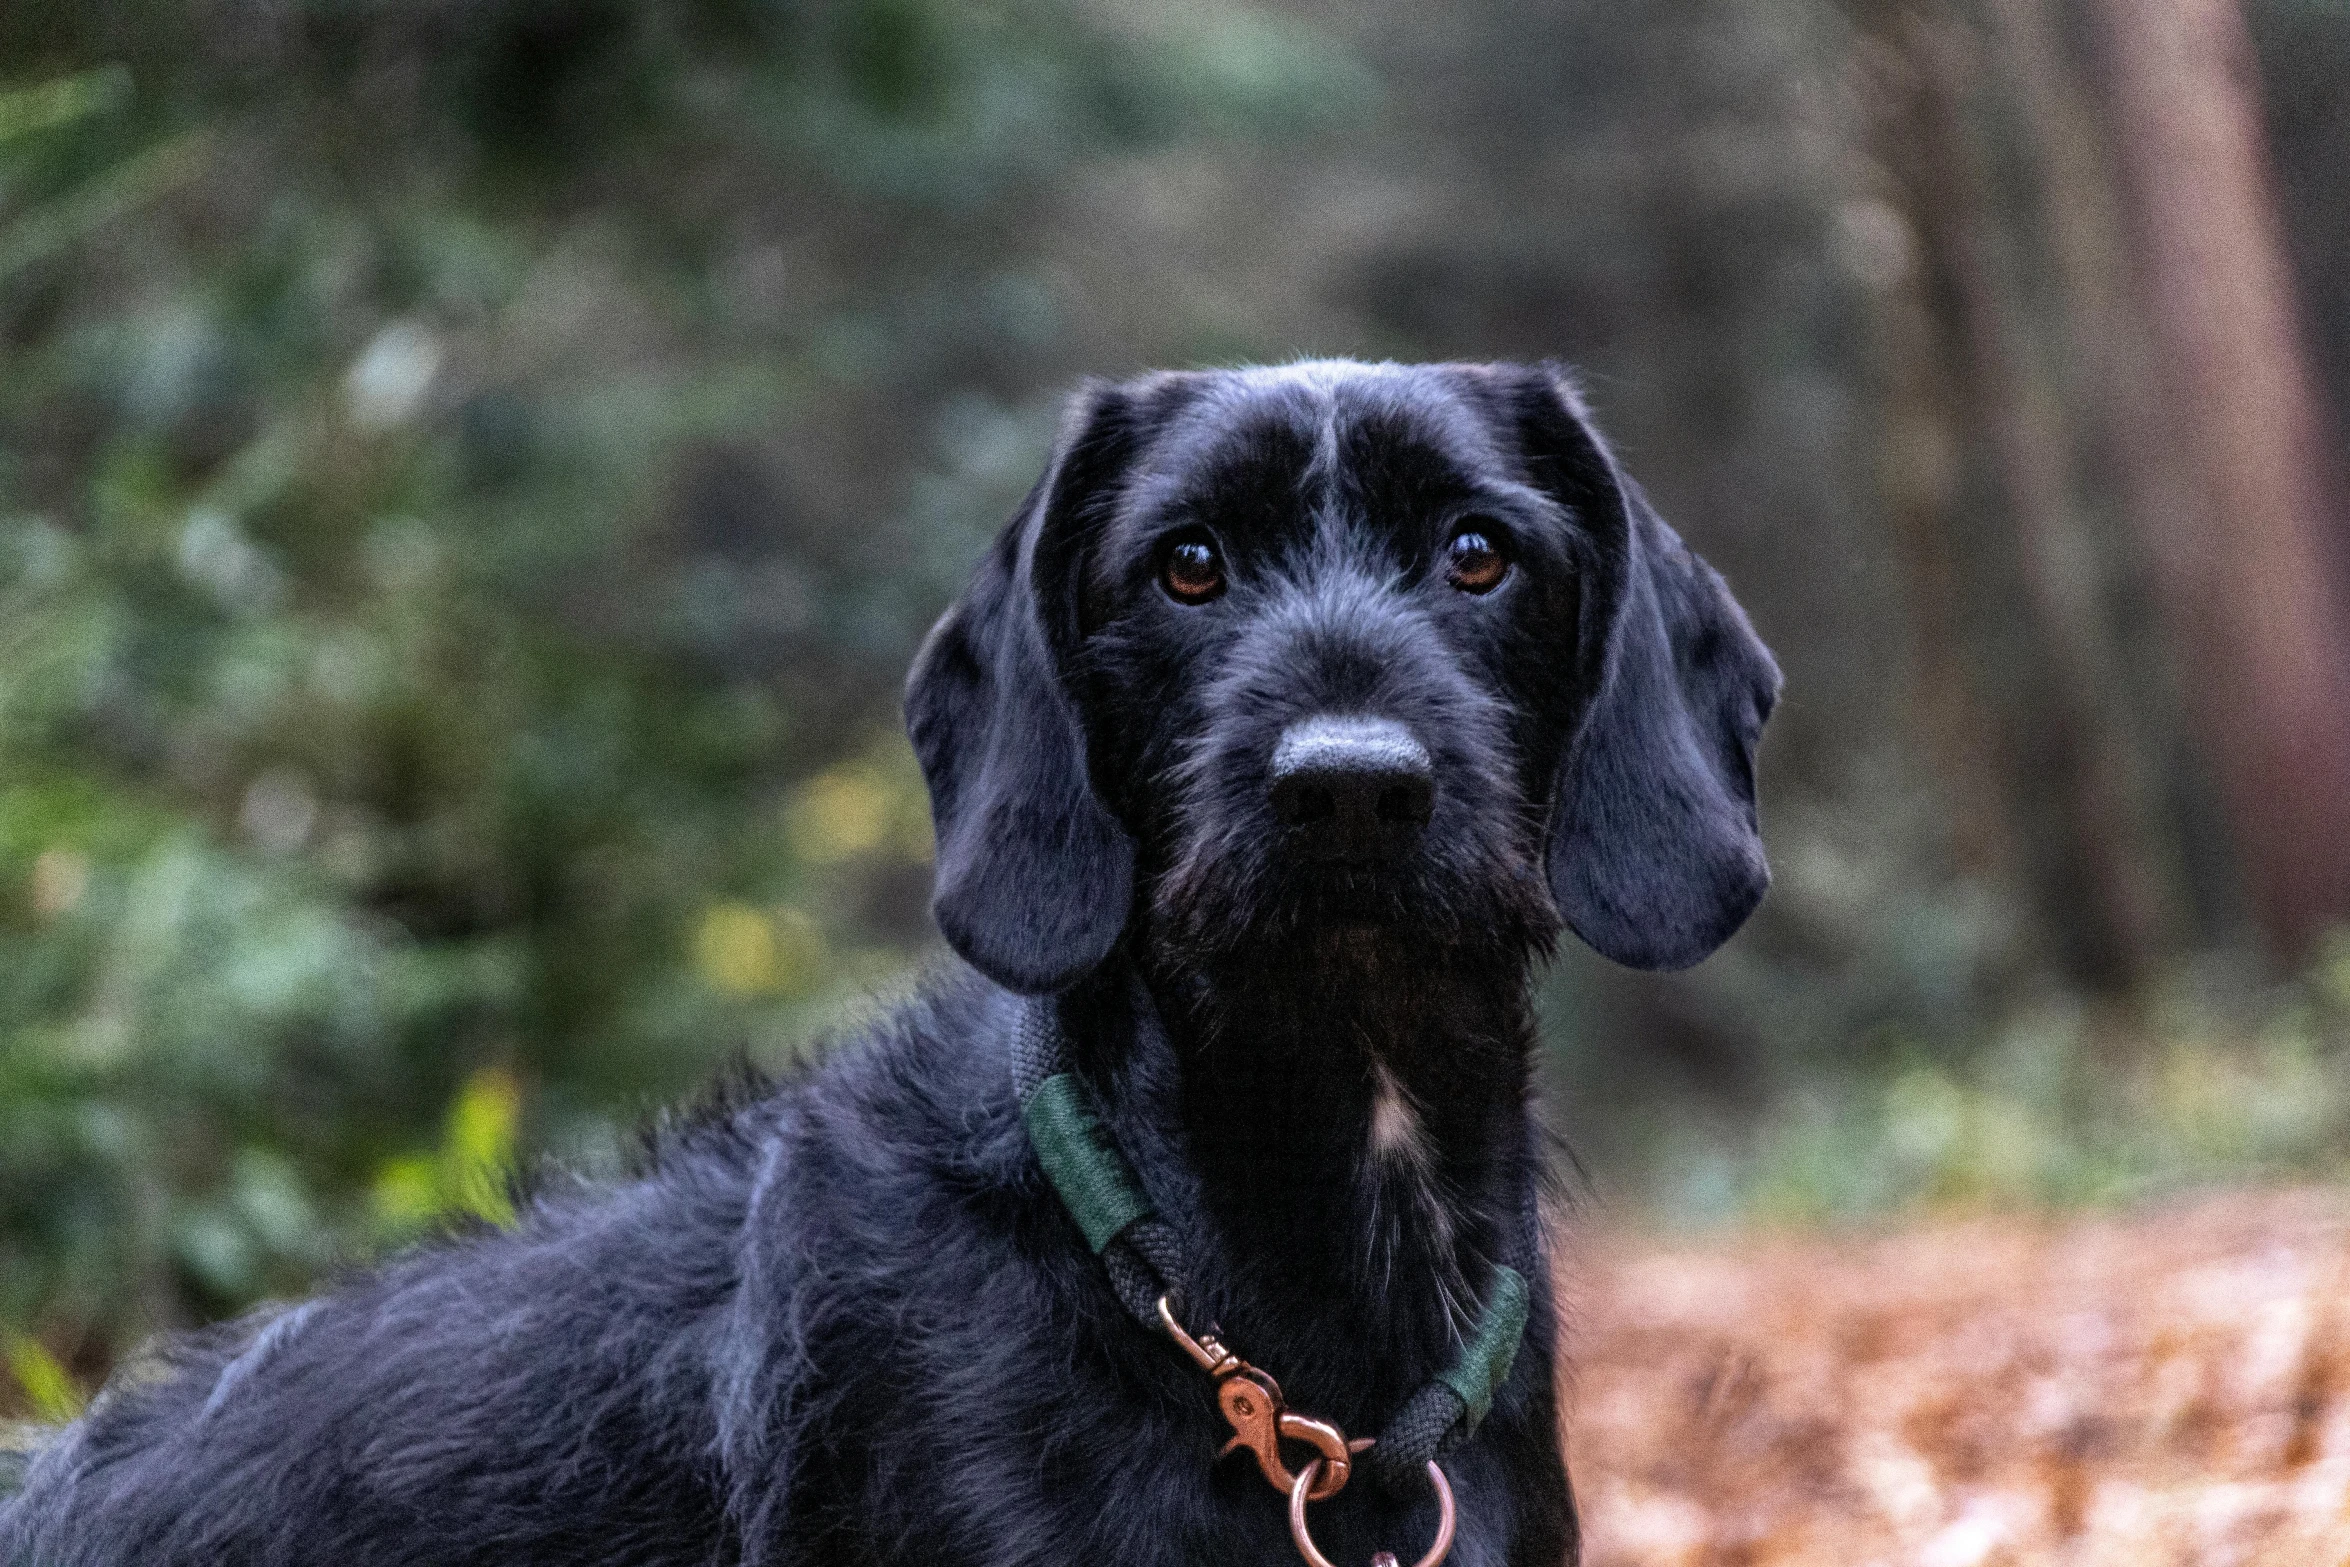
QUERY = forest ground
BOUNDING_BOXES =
[1566,1187,2350,1566]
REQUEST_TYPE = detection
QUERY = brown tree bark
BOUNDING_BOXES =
[1850,8,2181,991]
[2085,0,2350,959]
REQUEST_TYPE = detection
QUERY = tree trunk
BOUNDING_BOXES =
[2085,0,2350,959]
[1850,7,2180,991]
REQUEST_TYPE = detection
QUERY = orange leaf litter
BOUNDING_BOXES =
[1563,1189,2350,1566]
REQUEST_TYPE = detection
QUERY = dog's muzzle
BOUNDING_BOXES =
[1267,716,1434,862]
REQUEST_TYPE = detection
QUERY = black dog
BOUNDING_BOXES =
[1,360,1776,1567]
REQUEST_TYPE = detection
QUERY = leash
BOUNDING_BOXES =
[1012,997,1534,1567]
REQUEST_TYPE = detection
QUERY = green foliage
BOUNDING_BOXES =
[3,1331,82,1424]
[1629,946,2350,1227]
[370,1066,524,1238]
[0,0,1366,1393]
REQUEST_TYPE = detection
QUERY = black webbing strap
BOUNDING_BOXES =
[1360,1238,1532,1495]
[1011,997,1191,1328]
[1013,995,1534,1497]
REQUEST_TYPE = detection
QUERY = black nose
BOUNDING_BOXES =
[1268,716,1434,858]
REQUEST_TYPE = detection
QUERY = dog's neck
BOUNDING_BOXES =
[1075,925,1540,1414]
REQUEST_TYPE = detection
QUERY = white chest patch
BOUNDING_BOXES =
[1362,1059,1469,1327]
[1367,1061,1436,1171]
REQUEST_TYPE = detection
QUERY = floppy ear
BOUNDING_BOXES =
[1511,369,1782,970]
[904,385,1150,994]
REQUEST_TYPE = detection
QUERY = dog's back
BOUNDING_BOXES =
[0,980,1028,1567]
[5,1110,760,1564]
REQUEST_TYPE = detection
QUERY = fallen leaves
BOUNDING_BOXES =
[1566,1188,2350,1566]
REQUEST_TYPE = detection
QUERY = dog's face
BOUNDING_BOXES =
[908,362,1779,994]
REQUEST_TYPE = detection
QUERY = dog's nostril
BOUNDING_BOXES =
[1273,780,1338,828]
[1268,716,1434,855]
[1376,779,1433,827]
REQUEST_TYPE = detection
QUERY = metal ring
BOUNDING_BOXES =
[1286,1459,1455,1567]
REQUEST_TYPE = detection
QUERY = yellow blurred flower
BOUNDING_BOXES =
[4,1330,84,1422]
[693,902,829,999]
[444,1068,521,1228]
[786,768,893,864]
[370,1154,441,1231]
[368,1067,521,1234]
[697,902,782,995]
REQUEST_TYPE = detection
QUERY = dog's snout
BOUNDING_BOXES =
[1268,717,1434,857]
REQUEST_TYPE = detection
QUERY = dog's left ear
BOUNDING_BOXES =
[905,382,1160,994]
[1498,366,1782,971]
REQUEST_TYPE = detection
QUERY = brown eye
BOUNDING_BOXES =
[1446,527,1508,594]
[1160,531,1226,604]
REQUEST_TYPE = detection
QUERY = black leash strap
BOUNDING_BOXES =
[1012,995,1534,1498]
[1011,998,1192,1326]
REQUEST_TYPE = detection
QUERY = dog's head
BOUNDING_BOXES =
[907,362,1779,994]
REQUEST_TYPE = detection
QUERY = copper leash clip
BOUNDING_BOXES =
[1157,1296,1456,1567]
[1157,1295,1361,1501]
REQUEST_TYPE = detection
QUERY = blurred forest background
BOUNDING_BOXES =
[5,0,2350,1414]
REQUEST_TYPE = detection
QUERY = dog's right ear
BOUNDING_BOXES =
[905,384,1155,995]
[1492,365,1782,972]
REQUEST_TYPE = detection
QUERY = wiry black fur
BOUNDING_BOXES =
[1,361,1777,1566]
